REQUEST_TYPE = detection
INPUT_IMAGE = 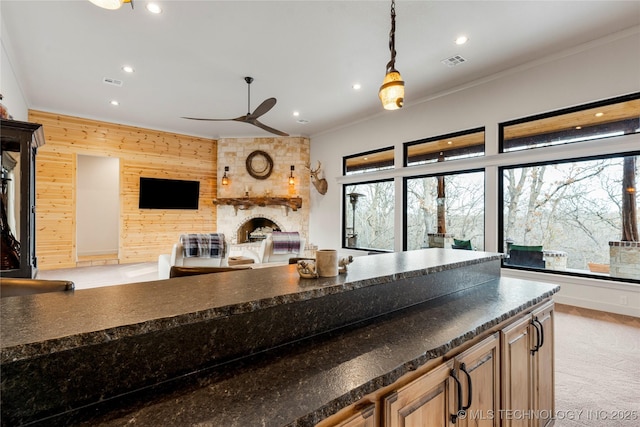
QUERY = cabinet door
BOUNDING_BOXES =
[455,333,501,427]
[384,360,455,427]
[531,302,554,427]
[501,315,533,427]
[329,402,377,427]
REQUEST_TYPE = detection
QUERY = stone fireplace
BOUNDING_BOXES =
[216,136,311,253]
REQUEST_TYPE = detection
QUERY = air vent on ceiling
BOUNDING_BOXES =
[102,77,123,87]
[441,55,467,67]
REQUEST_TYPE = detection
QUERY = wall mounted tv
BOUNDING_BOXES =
[139,177,200,210]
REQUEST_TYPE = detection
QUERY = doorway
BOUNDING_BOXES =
[76,155,119,265]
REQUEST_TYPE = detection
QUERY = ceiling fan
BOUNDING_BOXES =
[182,76,289,136]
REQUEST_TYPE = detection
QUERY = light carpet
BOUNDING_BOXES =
[554,305,640,427]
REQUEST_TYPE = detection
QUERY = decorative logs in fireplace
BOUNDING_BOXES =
[213,197,302,215]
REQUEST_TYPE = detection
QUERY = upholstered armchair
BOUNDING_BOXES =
[242,232,306,264]
[158,233,230,279]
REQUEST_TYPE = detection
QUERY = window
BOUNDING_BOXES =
[344,147,394,175]
[405,171,485,251]
[343,180,394,251]
[501,93,639,153]
[405,128,484,166]
[500,154,639,276]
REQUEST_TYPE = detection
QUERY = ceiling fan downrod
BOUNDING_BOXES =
[245,76,254,114]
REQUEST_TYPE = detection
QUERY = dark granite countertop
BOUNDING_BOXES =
[1,249,501,360]
[73,277,559,427]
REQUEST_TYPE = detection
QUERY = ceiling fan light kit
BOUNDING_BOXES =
[379,0,405,110]
[88,0,133,10]
[182,77,289,136]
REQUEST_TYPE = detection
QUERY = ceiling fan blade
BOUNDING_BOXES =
[250,119,290,136]
[181,115,246,122]
[249,98,277,119]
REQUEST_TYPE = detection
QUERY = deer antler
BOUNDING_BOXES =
[310,160,321,175]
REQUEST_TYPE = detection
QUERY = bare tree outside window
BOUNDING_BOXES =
[406,172,484,251]
[344,181,394,251]
[502,155,639,269]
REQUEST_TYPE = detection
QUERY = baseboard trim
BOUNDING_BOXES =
[553,294,640,318]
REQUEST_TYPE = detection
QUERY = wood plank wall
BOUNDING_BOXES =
[29,110,217,269]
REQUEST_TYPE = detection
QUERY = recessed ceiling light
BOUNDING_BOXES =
[455,36,468,45]
[595,112,604,117]
[293,111,300,117]
[122,65,134,73]
[447,141,453,145]
[110,100,119,106]
[146,3,162,14]
[575,126,582,130]
[363,157,368,160]
[352,83,362,90]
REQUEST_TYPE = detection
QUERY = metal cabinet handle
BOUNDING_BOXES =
[450,368,463,423]
[534,317,545,349]
[460,363,473,411]
[531,319,541,355]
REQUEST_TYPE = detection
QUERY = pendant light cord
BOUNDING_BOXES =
[386,0,397,73]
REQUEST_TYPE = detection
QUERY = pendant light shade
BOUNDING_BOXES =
[379,0,404,110]
[379,71,404,110]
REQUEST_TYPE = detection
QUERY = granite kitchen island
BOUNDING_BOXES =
[1,249,559,426]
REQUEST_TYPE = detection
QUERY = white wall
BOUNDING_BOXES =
[309,28,640,317]
[1,13,28,121]
[76,155,120,256]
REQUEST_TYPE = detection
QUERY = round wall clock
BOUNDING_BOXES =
[245,150,274,180]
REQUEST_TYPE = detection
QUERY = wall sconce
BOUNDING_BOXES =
[88,0,134,10]
[221,166,229,186]
[379,0,405,110]
[289,165,295,185]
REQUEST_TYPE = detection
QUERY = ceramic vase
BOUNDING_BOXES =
[315,249,338,277]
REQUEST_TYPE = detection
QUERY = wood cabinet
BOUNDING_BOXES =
[331,403,377,427]
[0,119,44,278]
[454,332,501,427]
[531,302,554,427]
[384,360,455,427]
[383,333,500,427]
[501,301,554,427]
[322,300,554,427]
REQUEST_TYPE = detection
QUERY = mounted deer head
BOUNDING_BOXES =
[305,161,328,195]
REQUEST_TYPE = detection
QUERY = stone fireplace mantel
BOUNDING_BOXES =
[213,197,303,215]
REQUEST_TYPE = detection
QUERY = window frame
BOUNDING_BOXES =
[403,168,486,251]
[404,127,485,167]
[343,146,395,176]
[342,177,395,252]
[499,92,639,153]
[498,150,640,283]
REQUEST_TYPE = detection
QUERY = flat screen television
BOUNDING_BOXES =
[139,177,200,210]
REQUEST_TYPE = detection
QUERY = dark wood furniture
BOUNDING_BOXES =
[0,278,74,298]
[0,119,44,278]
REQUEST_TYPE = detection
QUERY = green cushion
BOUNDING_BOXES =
[453,239,473,250]
[510,244,543,252]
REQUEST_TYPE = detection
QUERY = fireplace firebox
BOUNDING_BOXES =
[236,217,281,243]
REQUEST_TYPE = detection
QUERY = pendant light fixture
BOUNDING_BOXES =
[88,0,133,10]
[379,0,404,110]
